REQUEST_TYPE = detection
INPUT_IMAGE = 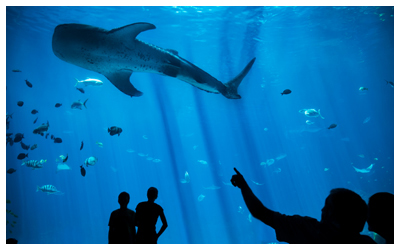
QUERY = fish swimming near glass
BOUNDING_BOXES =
[22,159,46,169]
[52,22,256,99]
[36,185,63,195]
[33,121,49,135]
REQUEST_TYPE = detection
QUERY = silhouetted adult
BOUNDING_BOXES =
[135,187,168,244]
[108,192,136,244]
[231,168,376,244]
[367,192,394,244]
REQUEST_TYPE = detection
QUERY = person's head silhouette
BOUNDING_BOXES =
[367,192,394,243]
[321,188,368,234]
[118,191,130,209]
[147,187,158,202]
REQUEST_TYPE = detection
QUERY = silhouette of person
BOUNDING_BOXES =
[231,168,376,244]
[6,238,18,244]
[135,187,168,244]
[108,192,136,244]
[367,192,394,244]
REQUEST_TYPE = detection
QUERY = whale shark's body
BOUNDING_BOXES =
[52,22,256,99]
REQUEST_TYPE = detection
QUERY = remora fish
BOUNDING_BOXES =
[52,23,256,99]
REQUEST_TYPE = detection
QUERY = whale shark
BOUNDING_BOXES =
[52,22,256,99]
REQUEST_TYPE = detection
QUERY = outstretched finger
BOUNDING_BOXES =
[234,168,242,175]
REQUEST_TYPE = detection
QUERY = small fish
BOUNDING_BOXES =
[6,132,13,137]
[80,165,86,177]
[31,109,39,114]
[13,133,24,142]
[84,156,98,166]
[12,69,22,72]
[305,120,314,125]
[7,168,17,174]
[385,80,394,87]
[359,87,368,91]
[33,121,49,135]
[281,89,292,95]
[17,101,24,107]
[75,78,103,87]
[96,142,103,147]
[252,180,264,185]
[327,124,337,129]
[63,154,68,163]
[108,126,122,136]
[20,141,30,150]
[33,117,38,124]
[30,144,37,150]
[17,153,28,160]
[51,135,54,140]
[180,171,190,183]
[25,79,33,88]
[71,99,88,110]
[6,113,13,119]
[198,194,205,202]
[80,141,84,150]
[6,137,14,146]
[152,159,161,163]
[53,137,62,143]
[363,116,371,124]
[198,160,208,165]
[55,103,62,108]
[36,184,62,194]
[76,87,85,93]
[45,133,49,139]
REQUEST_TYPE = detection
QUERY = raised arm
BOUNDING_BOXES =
[231,168,276,227]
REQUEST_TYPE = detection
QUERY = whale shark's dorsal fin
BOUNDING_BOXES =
[108,22,156,41]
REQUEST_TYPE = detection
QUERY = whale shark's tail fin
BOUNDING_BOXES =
[220,57,256,99]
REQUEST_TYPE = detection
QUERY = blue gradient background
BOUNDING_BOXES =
[5,6,394,243]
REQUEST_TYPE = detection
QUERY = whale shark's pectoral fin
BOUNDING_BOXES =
[104,70,143,97]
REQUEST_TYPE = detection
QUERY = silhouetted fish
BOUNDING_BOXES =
[108,126,122,136]
[30,144,37,150]
[45,133,49,139]
[53,137,62,143]
[80,141,84,150]
[63,154,68,163]
[17,153,28,160]
[17,101,24,107]
[328,124,337,129]
[6,137,14,146]
[281,89,292,95]
[20,141,30,150]
[13,133,24,142]
[51,135,54,140]
[76,87,85,93]
[80,165,86,177]
[33,117,38,124]
[12,69,22,72]
[25,80,33,88]
[55,103,62,108]
[7,168,16,174]
[31,109,39,114]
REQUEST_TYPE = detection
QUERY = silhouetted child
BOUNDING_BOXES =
[367,192,394,244]
[231,168,376,244]
[108,192,136,244]
[6,238,18,244]
[135,187,168,243]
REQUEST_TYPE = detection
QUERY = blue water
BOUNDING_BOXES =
[5,6,394,244]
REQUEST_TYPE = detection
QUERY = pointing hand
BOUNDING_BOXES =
[231,168,246,189]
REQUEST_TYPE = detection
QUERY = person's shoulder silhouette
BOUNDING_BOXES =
[135,187,168,244]
[108,192,136,244]
[368,192,394,244]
